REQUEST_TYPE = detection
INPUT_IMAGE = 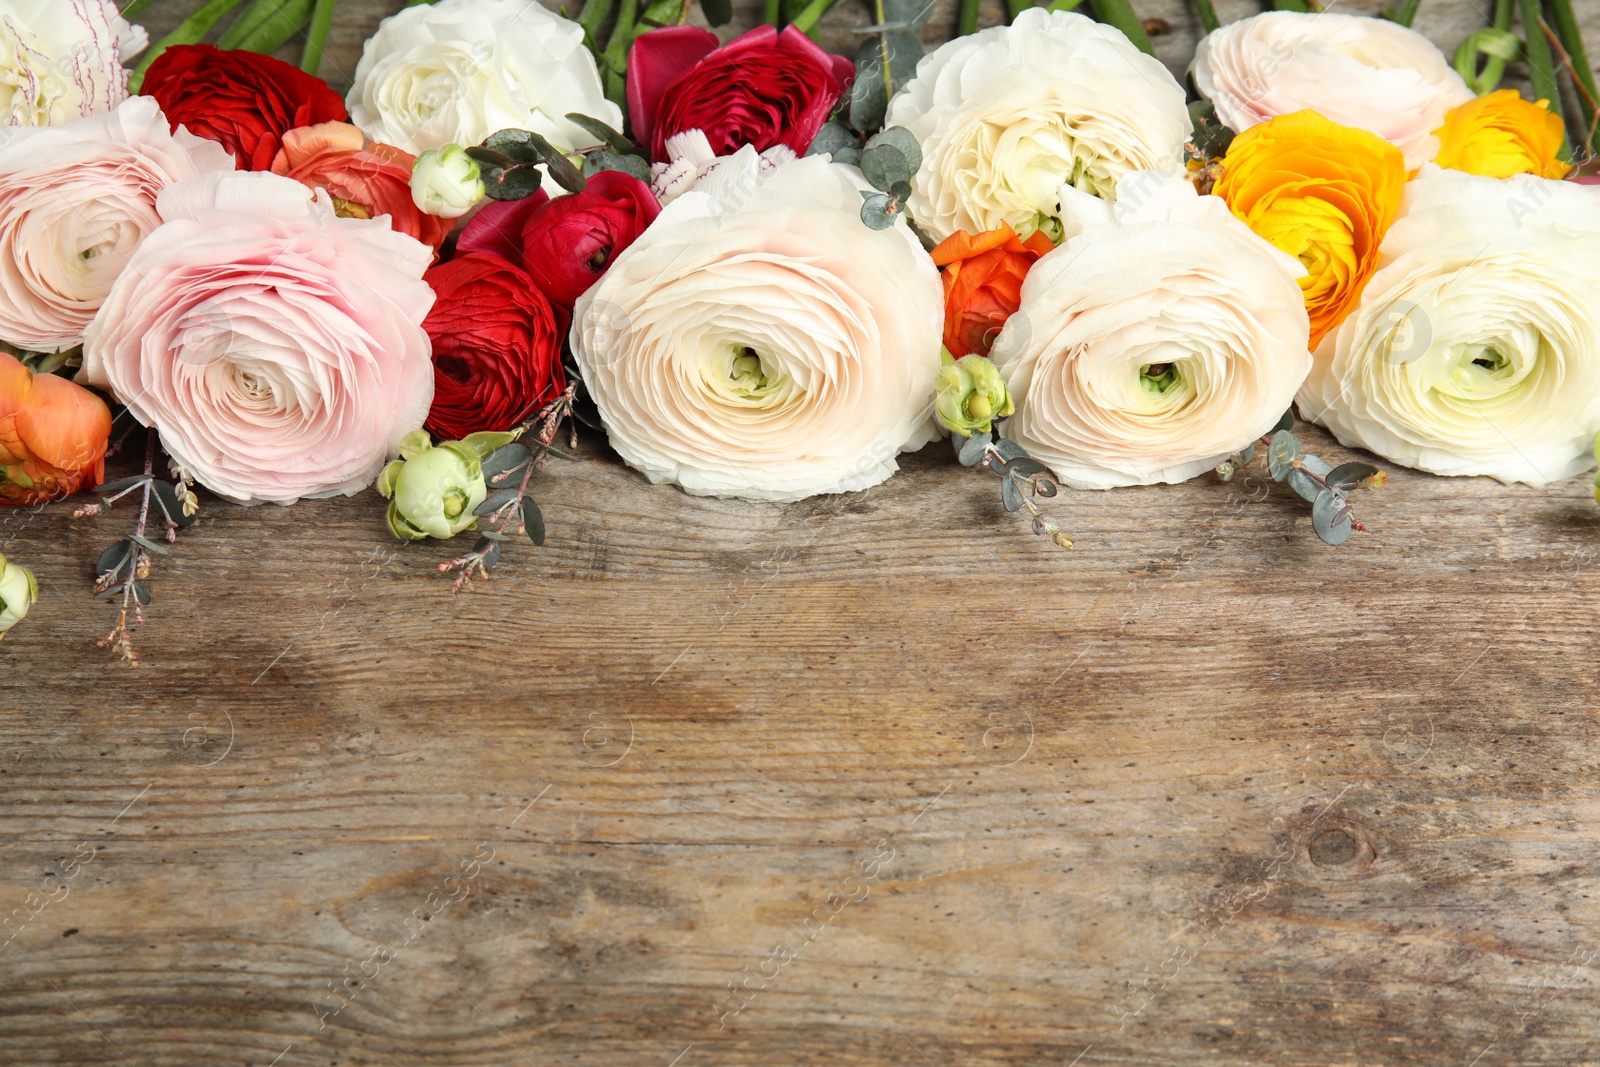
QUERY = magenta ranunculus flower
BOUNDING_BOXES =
[627,25,854,162]
[80,170,437,505]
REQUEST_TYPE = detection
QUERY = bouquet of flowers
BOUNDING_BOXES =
[1,0,1597,662]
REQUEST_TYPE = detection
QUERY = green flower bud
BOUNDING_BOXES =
[935,350,1014,438]
[378,434,488,541]
[0,552,38,639]
[411,145,484,220]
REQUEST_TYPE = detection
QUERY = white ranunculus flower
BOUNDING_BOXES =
[885,8,1190,243]
[990,170,1311,490]
[0,0,146,127]
[1191,11,1472,171]
[572,150,943,502]
[1299,166,1600,486]
[346,0,620,188]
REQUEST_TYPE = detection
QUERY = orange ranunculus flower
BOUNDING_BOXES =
[1214,109,1407,350]
[0,353,112,505]
[1433,89,1572,180]
[930,223,1056,359]
[270,122,452,254]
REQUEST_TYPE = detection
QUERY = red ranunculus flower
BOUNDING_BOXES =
[456,172,660,309]
[628,25,854,162]
[422,254,566,440]
[141,44,349,172]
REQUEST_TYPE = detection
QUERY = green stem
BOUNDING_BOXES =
[129,0,251,90]
[1046,0,1082,10]
[601,0,640,105]
[958,0,979,33]
[300,0,337,74]
[1393,0,1422,26]
[765,0,781,22]
[1544,0,1598,153]
[1518,0,1568,159]
[875,0,892,110]
[1272,0,1311,10]
[1087,0,1154,52]
[1006,0,1030,18]
[788,0,840,32]
[119,0,162,18]
[1191,0,1219,33]
[578,0,616,49]
[231,0,314,52]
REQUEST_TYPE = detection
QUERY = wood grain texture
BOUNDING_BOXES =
[4,2,1600,1065]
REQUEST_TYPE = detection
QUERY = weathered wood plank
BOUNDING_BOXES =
[2,2,1599,1065]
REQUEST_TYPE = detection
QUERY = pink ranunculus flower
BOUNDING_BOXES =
[80,170,437,505]
[0,95,233,352]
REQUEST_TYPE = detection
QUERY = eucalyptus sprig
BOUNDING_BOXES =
[434,385,579,593]
[1215,412,1386,546]
[465,116,651,201]
[72,430,199,666]
[953,432,1074,550]
[850,126,920,230]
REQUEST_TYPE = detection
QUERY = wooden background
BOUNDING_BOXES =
[3,1,1599,1065]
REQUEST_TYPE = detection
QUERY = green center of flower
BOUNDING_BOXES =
[442,488,469,520]
[1446,340,1523,396]
[1139,362,1181,395]
[728,347,778,399]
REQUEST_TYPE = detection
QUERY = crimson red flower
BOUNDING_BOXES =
[422,254,566,440]
[456,172,660,309]
[628,25,854,162]
[141,44,348,171]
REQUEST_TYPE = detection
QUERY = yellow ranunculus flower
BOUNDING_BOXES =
[1213,110,1407,349]
[1433,89,1570,180]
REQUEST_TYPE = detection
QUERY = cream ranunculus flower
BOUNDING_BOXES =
[1299,165,1600,486]
[990,170,1311,489]
[1191,11,1472,171]
[571,150,943,501]
[346,0,620,189]
[0,0,146,128]
[885,8,1190,244]
[0,96,234,353]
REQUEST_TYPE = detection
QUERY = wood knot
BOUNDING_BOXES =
[1290,809,1377,875]
[1308,827,1360,867]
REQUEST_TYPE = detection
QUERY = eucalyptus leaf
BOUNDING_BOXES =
[958,431,991,467]
[994,438,1028,461]
[481,129,545,165]
[475,488,520,517]
[1001,474,1023,513]
[465,146,518,170]
[482,443,533,485]
[1006,456,1049,478]
[1326,462,1380,489]
[483,164,546,201]
[93,476,149,496]
[1034,478,1059,498]
[1312,489,1353,546]
[1266,430,1300,481]
[583,149,651,181]
[96,540,133,579]
[1285,468,1320,503]
[132,580,151,606]
[806,122,859,159]
[564,112,637,152]
[860,143,911,190]
[1300,454,1333,478]
[1186,99,1235,159]
[860,193,897,230]
[1271,409,1295,434]
[480,539,503,569]
[864,126,923,174]
[130,533,170,556]
[522,498,546,546]
[151,481,197,529]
